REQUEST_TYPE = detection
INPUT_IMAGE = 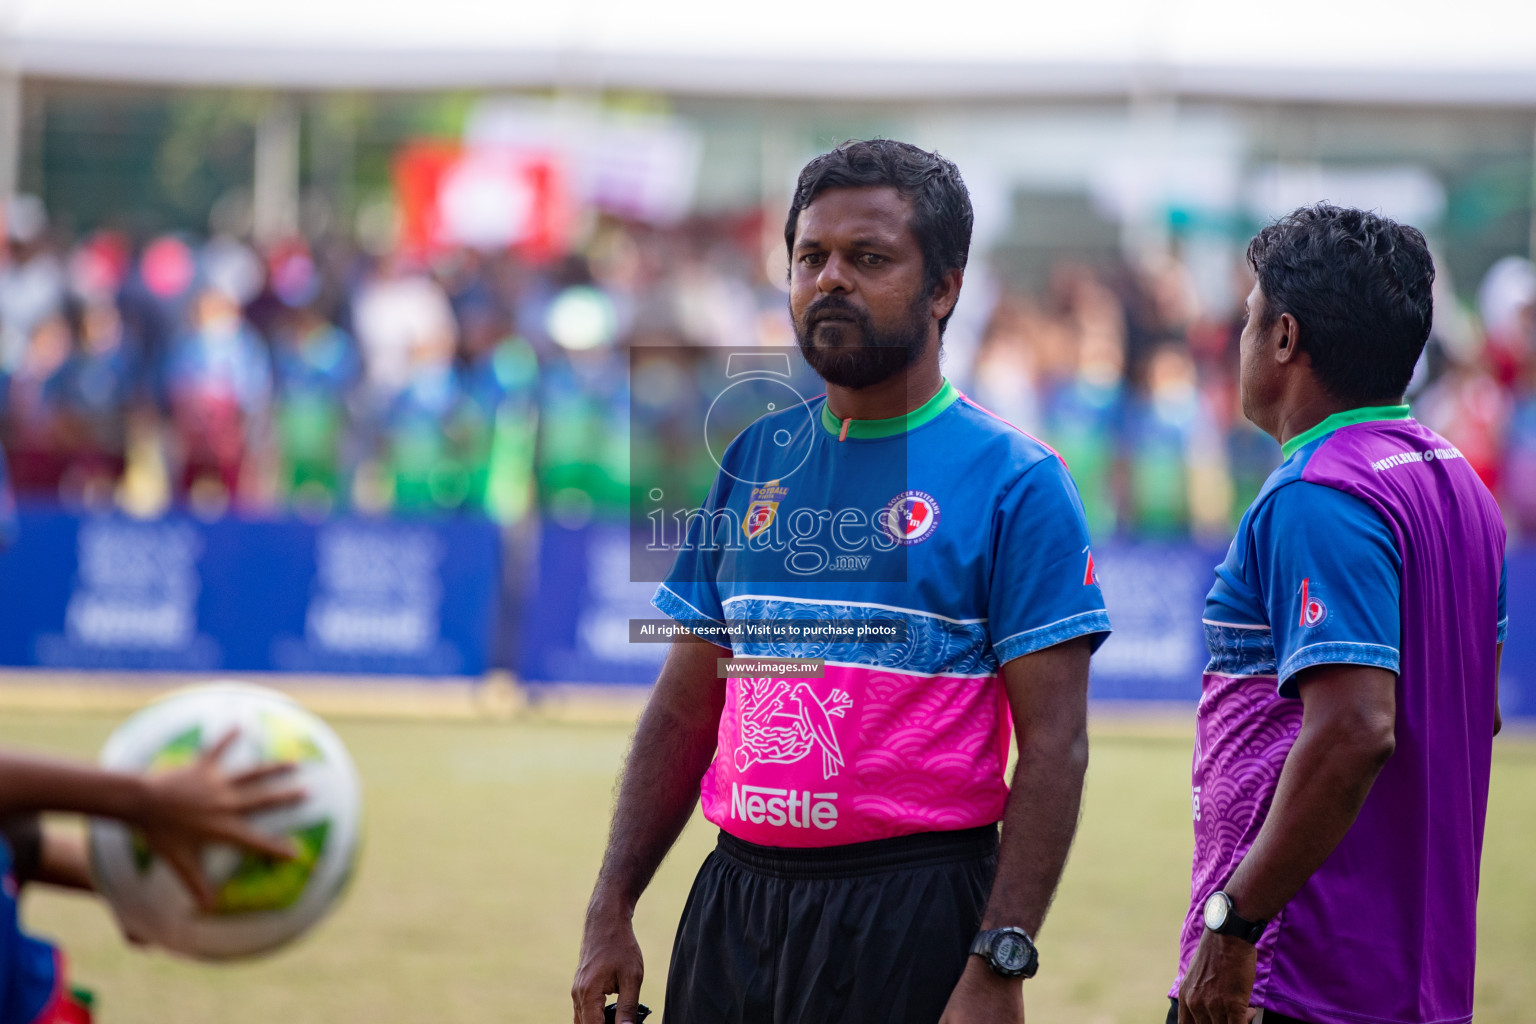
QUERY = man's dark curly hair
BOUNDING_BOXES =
[1246,203,1435,404]
[785,139,973,333]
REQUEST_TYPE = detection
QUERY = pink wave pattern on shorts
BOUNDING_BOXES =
[700,663,1011,848]
[1170,671,1302,1002]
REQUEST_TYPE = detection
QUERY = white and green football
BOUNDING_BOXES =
[89,682,362,960]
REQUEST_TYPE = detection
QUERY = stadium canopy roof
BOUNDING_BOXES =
[4,0,1536,106]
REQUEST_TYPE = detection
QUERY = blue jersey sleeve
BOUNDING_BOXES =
[1252,481,1402,696]
[987,455,1112,665]
[1497,559,1508,645]
[653,472,729,634]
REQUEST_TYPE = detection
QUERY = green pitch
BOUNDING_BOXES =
[5,709,1533,1023]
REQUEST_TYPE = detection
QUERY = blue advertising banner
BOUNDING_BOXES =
[0,510,1527,705]
[518,522,667,685]
[1088,542,1227,701]
[0,508,501,676]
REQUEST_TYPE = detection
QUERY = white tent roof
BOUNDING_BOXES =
[4,0,1536,104]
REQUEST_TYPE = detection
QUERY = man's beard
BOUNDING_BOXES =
[793,294,930,390]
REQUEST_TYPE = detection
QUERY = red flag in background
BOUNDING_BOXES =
[394,143,572,261]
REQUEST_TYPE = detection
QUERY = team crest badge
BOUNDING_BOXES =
[743,480,789,539]
[881,490,941,545]
[1298,577,1327,627]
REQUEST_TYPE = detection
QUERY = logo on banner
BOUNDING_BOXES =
[734,678,852,780]
[1298,577,1327,628]
[743,480,789,539]
[882,490,941,545]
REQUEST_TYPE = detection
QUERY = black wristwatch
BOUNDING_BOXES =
[969,926,1038,979]
[1202,890,1267,944]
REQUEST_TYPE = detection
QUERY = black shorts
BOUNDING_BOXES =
[1165,997,1311,1024]
[664,826,998,1024]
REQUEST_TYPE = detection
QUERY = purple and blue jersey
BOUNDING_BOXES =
[655,380,1110,847]
[1175,406,1507,1024]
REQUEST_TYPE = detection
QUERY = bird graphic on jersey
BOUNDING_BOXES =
[734,679,852,779]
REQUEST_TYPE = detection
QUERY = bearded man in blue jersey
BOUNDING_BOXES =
[573,139,1112,1024]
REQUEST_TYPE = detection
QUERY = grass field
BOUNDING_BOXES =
[3,709,1533,1024]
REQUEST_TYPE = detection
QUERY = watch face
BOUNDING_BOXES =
[993,933,1028,973]
[1203,892,1229,931]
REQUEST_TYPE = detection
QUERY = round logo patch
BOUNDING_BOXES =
[1298,577,1327,628]
[882,490,941,545]
[1302,595,1327,627]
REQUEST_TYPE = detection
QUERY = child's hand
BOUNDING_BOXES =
[136,729,305,909]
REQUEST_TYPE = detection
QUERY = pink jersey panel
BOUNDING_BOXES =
[700,663,1012,847]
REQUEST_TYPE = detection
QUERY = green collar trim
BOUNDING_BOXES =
[1281,404,1412,459]
[819,379,961,440]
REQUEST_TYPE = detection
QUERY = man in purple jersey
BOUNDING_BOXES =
[1171,205,1506,1024]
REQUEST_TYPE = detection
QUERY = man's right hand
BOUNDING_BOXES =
[568,637,727,1024]
[136,729,305,909]
[572,906,645,1024]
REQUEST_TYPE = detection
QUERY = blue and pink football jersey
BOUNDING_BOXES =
[1174,406,1507,1024]
[655,379,1111,847]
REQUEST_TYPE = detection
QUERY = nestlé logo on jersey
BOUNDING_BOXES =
[881,490,941,545]
[730,784,840,830]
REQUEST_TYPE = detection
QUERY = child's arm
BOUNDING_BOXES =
[0,754,156,823]
[0,732,301,907]
[4,817,154,945]
[35,826,93,893]
[0,815,91,890]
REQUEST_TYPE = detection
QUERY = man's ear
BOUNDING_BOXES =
[1274,312,1302,365]
[930,268,964,322]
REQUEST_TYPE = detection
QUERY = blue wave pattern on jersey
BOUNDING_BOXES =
[721,595,997,676]
[1203,622,1277,677]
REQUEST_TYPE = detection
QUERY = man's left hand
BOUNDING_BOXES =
[1177,930,1258,1024]
[938,957,1023,1024]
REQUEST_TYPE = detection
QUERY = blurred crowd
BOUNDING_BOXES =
[967,247,1536,541]
[2,190,1534,541]
[0,193,781,532]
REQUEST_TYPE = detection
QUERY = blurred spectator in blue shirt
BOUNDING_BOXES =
[4,312,74,495]
[54,299,137,504]
[1124,344,1219,537]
